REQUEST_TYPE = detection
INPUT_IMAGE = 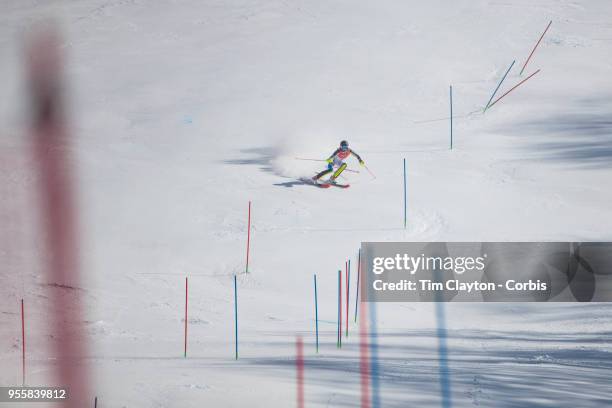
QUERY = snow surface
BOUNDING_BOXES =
[1,0,612,407]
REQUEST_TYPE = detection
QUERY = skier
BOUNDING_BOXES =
[313,140,365,185]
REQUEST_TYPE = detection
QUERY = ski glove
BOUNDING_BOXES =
[326,158,333,164]
[359,160,365,166]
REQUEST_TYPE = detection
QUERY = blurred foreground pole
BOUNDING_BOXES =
[358,298,370,408]
[296,336,304,408]
[27,27,90,406]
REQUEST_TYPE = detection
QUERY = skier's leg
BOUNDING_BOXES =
[313,163,333,180]
[330,163,347,181]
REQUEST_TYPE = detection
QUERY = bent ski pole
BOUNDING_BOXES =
[364,165,376,180]
[294,157,326,162]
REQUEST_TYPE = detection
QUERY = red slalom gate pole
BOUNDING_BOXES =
[246,201,252,273]
[296,336,305,408]
[345,262,349,338]
[487,69,541,110]
[520,20,552,75]
[21,299,25,385]
[339,269,342,348]
[184,277,188,358]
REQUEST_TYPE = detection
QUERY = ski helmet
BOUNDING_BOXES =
[340,140,349,150]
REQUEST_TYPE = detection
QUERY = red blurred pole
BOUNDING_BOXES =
[184,277,188,358]
[246,201,251,273]
[21,299,25,386]
[27,28,90,406]
[296,336,305,408]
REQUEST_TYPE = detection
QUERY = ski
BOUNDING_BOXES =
[328,182,350,188]
[301,177,331,188]
[307,177,350,189]
[307,178,349,189]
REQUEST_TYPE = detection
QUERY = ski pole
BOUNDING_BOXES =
[364,165,376,180]
[294,157,326,162]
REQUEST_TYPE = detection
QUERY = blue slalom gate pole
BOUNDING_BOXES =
[314,274,319,353]
[484,60,515,111]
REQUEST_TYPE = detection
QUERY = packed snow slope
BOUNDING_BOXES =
[1,1,612,407]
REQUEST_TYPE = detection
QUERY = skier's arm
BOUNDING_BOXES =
[350,149,365,165]
[326,148,340,163]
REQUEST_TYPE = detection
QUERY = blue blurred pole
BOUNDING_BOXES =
[403,158,407,228]
[436,301,452,407]
[484,60,515,112]
[314,274,319,353]
[234,275,238,360]
[434,269,452,408]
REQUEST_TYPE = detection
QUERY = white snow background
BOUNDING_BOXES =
[1,1,612,407]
